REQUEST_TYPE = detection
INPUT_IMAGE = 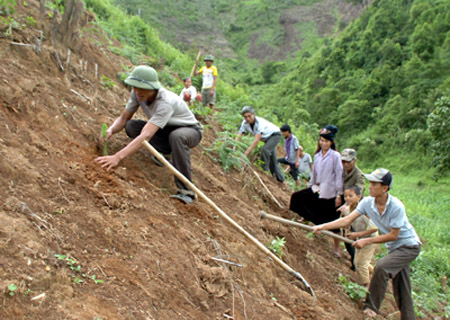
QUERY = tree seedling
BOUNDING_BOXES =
[101,123,108,155]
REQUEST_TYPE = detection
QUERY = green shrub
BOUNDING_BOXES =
[427,95,450,176]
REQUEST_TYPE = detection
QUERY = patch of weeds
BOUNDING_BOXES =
[24,288,33,295]
[0,0,16,16]
[336,274,368,301]
[100,75,116,89]
[7,283,17,296]
[202,131,251,171]
[190,102,212,118]
[267,236,286,258]
[54,253,104,285]
[26,15,35,26]
[91,275,104,284]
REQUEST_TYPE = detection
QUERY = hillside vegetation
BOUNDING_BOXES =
[260,0,449,175]
[112,0,369,61]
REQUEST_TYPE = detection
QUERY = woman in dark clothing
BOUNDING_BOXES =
[289,125,344,256]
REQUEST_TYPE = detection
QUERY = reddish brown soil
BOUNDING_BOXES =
[0,2,407,319]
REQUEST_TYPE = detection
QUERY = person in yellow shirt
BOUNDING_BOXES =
[194,55,217,109]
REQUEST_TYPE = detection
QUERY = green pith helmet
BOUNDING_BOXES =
[124,65,161,90]
[204,55,214,62]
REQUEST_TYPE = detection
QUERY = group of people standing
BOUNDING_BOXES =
[95,61,422,320]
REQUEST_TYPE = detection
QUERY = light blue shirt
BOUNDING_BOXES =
[239,116,280,142]
[356,194,421,252]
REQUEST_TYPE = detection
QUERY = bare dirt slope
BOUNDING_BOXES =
[0,2,402,320]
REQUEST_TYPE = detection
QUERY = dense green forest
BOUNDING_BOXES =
[258,0,449,175]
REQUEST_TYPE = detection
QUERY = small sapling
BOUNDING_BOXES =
[101,123,108,156]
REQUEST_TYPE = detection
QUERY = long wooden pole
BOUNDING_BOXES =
[142,141,315,297]
[248,166,283,208]
[260,211,355,245]
[190,51,201,78]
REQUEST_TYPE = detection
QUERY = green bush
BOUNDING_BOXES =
[427,95,450,176]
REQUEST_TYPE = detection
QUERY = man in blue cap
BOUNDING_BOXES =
[313,168,421,320]
[96,65,202,204]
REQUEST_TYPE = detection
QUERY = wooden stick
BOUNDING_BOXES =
[66,48,71,66]
[248,166,283,208]
[260,211,355,245]
[142,141,315,297]
[55,51,64,71]
[211,257,243,268]
[190,51,201,78]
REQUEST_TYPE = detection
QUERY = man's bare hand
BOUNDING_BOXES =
[313,225,324,235]
[353,238,370,249]
[95,154,121,171]
[347,232,358,240]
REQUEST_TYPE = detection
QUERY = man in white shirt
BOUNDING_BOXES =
[235,106,284,183]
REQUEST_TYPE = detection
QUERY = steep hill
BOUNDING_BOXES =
[0,1,413,320]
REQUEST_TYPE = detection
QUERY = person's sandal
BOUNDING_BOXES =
[170,194,193,204]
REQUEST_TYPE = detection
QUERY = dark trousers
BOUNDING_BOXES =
[277,158,299,181]
[344,229,356,269]
[289,187,340,231]
[261,133,284,182]
[364,245,421,320]
[125,120,202,192]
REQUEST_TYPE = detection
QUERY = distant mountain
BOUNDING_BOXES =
[113,0,370,61]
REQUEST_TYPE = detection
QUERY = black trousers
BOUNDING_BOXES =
[289,187,340,232]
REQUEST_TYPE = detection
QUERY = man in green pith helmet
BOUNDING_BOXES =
[193,55,217,109]
[95,65,203,204]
